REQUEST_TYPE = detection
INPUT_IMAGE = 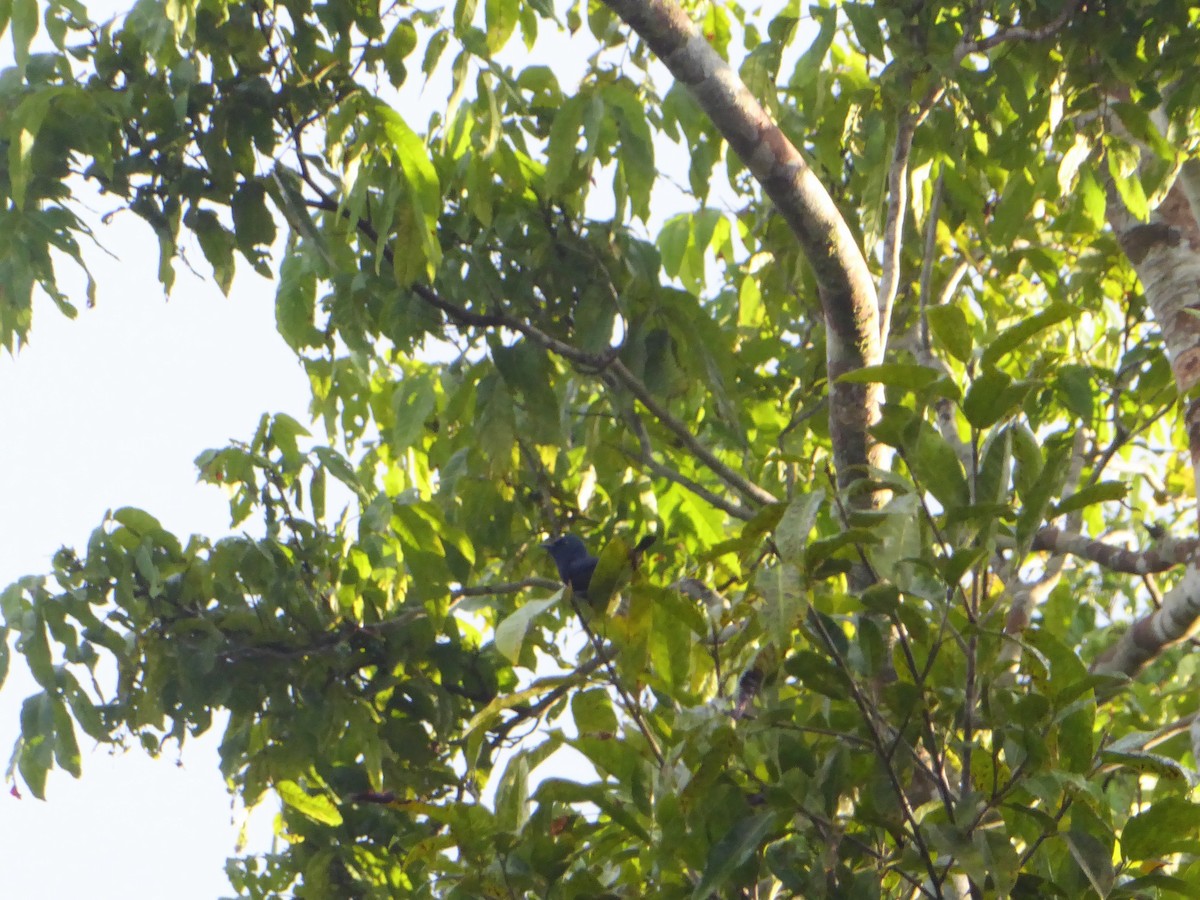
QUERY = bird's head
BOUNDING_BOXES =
[540,533,589,567]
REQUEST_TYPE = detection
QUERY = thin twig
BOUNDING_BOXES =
[953,0,1082,63]
[610,359,778,507]
[878,111,918,346]
[616,404,754,520]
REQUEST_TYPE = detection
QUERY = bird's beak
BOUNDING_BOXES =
[539,539,553,549]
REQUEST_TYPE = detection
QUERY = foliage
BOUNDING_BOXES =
[5,0,1200,896]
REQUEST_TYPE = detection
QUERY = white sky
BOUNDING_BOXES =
[0,208,306,896]
[0,4,583,896]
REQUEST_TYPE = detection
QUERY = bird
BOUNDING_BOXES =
[541,533,658,604]
[541,534,598,598]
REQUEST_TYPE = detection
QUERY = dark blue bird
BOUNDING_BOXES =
[541,534,598,598]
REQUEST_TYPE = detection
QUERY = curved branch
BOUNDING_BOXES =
[600,0,883,497]
[616,404,755,520]
[1093,564,1200,676]
[953,0,1082,62]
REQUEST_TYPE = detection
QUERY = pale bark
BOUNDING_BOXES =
[1097,179,1200,674]
[600,0,884,495]
[1032,527,1197,574]
[1093,565,1200,675]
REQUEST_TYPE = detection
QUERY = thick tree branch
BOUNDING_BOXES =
[1093,564,1200,675]
[600,0,883,499]
[1103,174,1200,675]
[1031,527,1198,574]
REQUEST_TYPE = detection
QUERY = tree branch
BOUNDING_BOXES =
[1031,527,1198,574]
[454,577,563,598]
[953,0,1082,63]
[878,111,917,345]
[615,404,755,520]
[609,359,777,507]
[1092,563,1200,676]
[600,0,883,503]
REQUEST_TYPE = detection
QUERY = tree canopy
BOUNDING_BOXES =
[6,0,1200,896]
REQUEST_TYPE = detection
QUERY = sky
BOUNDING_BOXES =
[0,4,569,896]
[0,206,307,894]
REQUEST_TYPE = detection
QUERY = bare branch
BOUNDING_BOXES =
[953,0,1082,63]
[1031,527,1197,574]
[878,112,918,345]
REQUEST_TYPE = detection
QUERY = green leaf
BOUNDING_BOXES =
[370,102,441,279]
[975,425,1013,506]
[980,303,1077,369]
[1051,481,1126,517]
[277,781,344,826]
[484,0,517,54]
[11,0,36,68]
[775,492,823,562]
[313,446,367,501]
[757,563,806,648]
[391,373,437,453]
[1065,828,1115,896]
[382,20,417,87]
[1010,421,1043,500]
[837,363,941,391]
[571,689,618,736]
[0,627,8,690]
[1016,437,1072,547]
[1112,101,1174,161]
[1099,749,1195,785]
[587,535,632,614]
[422,28,449,74]
[51,697,81,778]
[112,507,164,535]
[907,424,970,510]
[1123,798,1200,861]
[453,0,478,32]
[791,7,835,84]
[927,304,973,363]
[495,595,561,663]
[186,208,236,295]
[1107,144,1149,221]
[544,96,585,195]
[693,812,778,898]
[493,750,531,832]
[231,180,277,256]
[276,249,322,350]
[18,692,54,799]
[1054,365,1094,420]
[842,2,884,59]
[20,612,54,687]
[9,89,56,209]
[962,371,1035,429]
